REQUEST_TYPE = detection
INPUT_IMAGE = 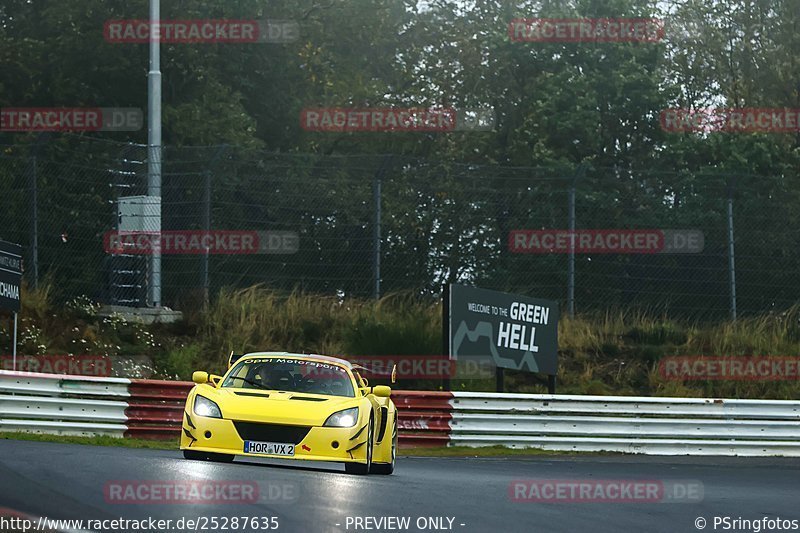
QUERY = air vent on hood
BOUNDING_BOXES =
[234,391,270,398]
[289,396,328,402]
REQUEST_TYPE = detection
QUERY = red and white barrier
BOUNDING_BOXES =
[0,370,452,447]
[4,370,800,455]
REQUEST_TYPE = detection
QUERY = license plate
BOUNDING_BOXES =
[244,441,295,456]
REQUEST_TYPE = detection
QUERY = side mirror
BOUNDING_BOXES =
[192,371,210,384]
[372,385,391,398]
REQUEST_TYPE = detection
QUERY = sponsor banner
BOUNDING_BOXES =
[509,229,704,254]
[660,108,800,133]
[1,108,142,132]
[0,240,22,313]
[104,19,299,44]
[450,285,559,375]
[509,18,664,43]
[509,479,703,503]
[659,356,800,381]
[0,355,111,377]
[103,230,299,255]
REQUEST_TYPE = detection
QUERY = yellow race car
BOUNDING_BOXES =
[180,352,397,475]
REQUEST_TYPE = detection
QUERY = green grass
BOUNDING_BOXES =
[0,432,177,450]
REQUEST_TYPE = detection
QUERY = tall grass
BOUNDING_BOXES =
[12,282,800,399]
[200,286,440,370]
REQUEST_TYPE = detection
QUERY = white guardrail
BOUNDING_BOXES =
[1,370,799,456]
[448,392,800,456]
[0,371,131,437]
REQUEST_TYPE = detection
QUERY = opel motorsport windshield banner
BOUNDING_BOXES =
[449,284,558,375]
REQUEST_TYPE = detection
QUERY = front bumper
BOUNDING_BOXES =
[180,412,369,463]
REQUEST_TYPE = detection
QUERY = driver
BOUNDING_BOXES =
[256,363,294,391]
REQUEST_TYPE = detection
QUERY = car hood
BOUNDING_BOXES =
[202,387,360,426]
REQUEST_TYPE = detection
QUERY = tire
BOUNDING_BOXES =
[370,420,397,475]
[207,452,235,463]
[183,450,206,460]
[345,418,373,475]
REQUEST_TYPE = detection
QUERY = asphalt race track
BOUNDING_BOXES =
[0,440,798,533]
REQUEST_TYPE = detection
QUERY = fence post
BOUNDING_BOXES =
[373,170,381,300]
[567,165,587,318]
[202,169,211,306]
[25,133,51,289]
[28,155,38,289]
[200,145,228,304]
[372,156,393,299]
[567,176,575,318]
[727,177,737,320]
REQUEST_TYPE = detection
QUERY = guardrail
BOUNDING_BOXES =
[0,371,451,447]
[1,370,799,455]
[447,392,800,455]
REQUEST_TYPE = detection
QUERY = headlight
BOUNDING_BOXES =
[323,407,358,428]
[194,395,222,418]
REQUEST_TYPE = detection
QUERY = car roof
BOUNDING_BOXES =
[241,352,354,369]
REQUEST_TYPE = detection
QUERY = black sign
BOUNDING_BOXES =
[449,284,559,375]
[0,240,22,313]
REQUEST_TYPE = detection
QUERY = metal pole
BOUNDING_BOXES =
[147,0,162,307]
[442,283,451,391]
[727,180,737,321]
[202,170,211,305]
[29,156,38,288]
[567,177,576,318]
[12,313,17,370]
[373,164,383,300]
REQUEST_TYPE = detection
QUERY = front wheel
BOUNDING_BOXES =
[183,450,235,463]
[183,450,206,460]
[345,418,373,475]
[207,452,235,463]
[371,421,397,475]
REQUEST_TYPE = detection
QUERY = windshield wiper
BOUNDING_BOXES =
[226,376,270,390]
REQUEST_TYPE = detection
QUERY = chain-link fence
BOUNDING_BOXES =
[1,135,798,320]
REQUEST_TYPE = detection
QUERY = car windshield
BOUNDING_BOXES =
[221,358,355,398]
